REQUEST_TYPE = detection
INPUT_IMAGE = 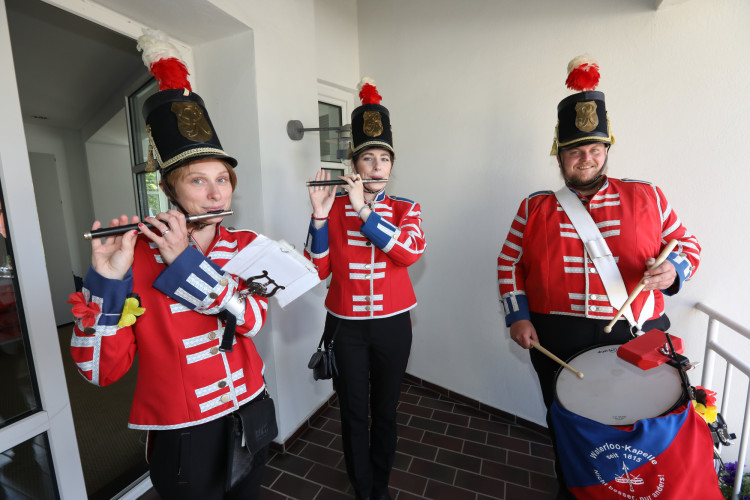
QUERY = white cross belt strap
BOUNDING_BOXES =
[554,186,654,329]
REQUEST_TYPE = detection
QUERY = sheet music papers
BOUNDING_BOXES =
[221,234,321,308]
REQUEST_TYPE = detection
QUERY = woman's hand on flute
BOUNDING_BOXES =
[341,174,366,214]
[509,319,539,350]
[308,170,336,228]
[91,215,140,280]
[141,210,189,266]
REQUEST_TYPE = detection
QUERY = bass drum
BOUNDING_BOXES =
[554,344,687,425]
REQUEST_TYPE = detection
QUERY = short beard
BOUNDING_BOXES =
[566,165,606,189]
[560,157,608,191]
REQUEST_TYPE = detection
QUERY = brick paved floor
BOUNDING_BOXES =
[259,376,558,500]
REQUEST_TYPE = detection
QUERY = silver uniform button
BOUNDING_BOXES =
[590,294,598,301]
[365,296,371,301]
[365,306,371,311]
[218,381,227,389]
[365,274,371,279]
[208,332,217,340]
[220,394,231,403]
[589,268,597,274]
[589,305,597,312]
[365,264,371,269]
[220,278,229,286]
[209,292,219,299]
[210,347,219,355]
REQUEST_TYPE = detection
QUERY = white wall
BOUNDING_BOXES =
[315,0,360,87]
[85,141,134,221]
[23,120,94,276]
[356,0,750,427]
[205,0,360,441]
[29,152,76,325]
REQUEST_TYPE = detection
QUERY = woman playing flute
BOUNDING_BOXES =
[69,31,272,500]
[305,78,426,500]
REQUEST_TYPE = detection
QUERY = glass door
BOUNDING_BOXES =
[0,1,86,497]
[0,187,57,499]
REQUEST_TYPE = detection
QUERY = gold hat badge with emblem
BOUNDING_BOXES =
[362,111,384,137]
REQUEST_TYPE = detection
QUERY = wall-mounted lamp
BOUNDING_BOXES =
[287,120,352,160]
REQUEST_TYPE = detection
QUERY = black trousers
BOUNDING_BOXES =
[325,312,412,499]
[148,409,268,500]
[528,312,671,499]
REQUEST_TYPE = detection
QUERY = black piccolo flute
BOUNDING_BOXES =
[306,179,389,187]
[83,210,234,240]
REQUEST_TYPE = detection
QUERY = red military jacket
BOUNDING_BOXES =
[497,177,701,326]
[70,226,268,430]
[304,191,426,319]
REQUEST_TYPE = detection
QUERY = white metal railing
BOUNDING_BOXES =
[696,302,750,500]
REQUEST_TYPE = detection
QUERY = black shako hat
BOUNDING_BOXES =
[349,77,395,158]
[142,89,237,173]
[550,55,615,155]
[137,29,237,174]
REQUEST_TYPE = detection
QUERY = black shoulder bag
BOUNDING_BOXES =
[307,321,340,380]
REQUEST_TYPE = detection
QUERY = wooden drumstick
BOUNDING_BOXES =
[603,239,679,333]
[530,340,584,379]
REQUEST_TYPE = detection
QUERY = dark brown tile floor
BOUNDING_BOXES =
[259,376,558,500]
[137,376,559,499]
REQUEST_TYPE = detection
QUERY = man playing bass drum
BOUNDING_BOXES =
[497,55,701,499]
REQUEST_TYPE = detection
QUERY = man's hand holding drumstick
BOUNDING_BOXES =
[510,320,584,379]
[604,239,679,333]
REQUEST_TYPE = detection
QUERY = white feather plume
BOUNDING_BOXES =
[566,54,598,75]
[137,28,184,68]
[357,77,377,91]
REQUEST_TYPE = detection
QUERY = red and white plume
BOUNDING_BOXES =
[565,54,600,92]
[357,77,382,105]
[137,29,191,92]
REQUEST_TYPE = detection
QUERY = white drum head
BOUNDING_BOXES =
[555,344,685,425]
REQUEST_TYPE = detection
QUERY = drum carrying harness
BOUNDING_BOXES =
[555,186,655,331]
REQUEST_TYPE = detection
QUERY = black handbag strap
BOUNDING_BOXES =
[219,310,237,353]
[317,318,341,349]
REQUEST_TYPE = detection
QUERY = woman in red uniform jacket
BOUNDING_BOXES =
[305,78,426,500]
[70,32,272,500]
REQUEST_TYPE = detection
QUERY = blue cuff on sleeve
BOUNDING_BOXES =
[360,212,398,250]
[83,266,133,326]
[152,246,223,309]
[663,252,690,296]
[306,219,329,256]
[503,293,530,327]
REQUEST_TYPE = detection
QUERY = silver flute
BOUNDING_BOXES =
[83,210,234,240]
[306,179,389,187]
